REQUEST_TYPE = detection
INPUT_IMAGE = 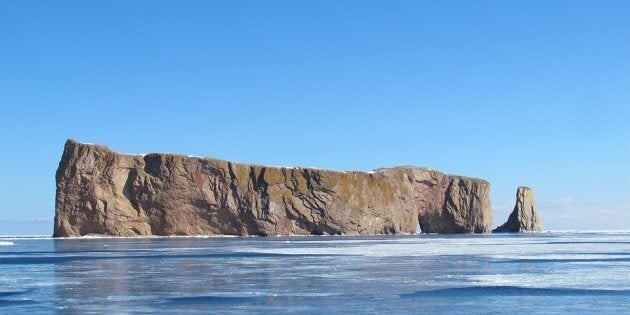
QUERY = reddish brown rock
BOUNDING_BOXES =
[54,140,493,237]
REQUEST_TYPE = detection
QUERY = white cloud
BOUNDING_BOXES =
[0,219,53,236]
[539,198,630,230]
[542,197,576,209]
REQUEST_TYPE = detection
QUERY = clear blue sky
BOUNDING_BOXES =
[1,1,629,234]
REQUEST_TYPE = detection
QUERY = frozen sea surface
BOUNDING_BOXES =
[1,232,630,314]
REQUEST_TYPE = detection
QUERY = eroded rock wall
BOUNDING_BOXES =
[54,140,493,237]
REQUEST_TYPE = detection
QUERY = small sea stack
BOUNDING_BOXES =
[492,186,543,233]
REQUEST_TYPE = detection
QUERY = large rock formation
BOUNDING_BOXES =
[492,186,543,233]
[54,140,493,237]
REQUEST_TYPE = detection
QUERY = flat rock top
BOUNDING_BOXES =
[65,139,488,182]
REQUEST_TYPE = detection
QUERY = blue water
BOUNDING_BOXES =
[1,232,630,314]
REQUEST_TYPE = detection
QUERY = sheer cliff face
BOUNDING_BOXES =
[54,140,492,237]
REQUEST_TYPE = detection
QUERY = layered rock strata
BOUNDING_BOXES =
[54,140,493,237]
[492,186,543,233]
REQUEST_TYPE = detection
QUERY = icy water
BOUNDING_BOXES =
[1,232,630,314]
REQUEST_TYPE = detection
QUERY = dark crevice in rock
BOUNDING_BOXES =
[249,167,270,218]
[122,169,139,211]
[143,154,162,177]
